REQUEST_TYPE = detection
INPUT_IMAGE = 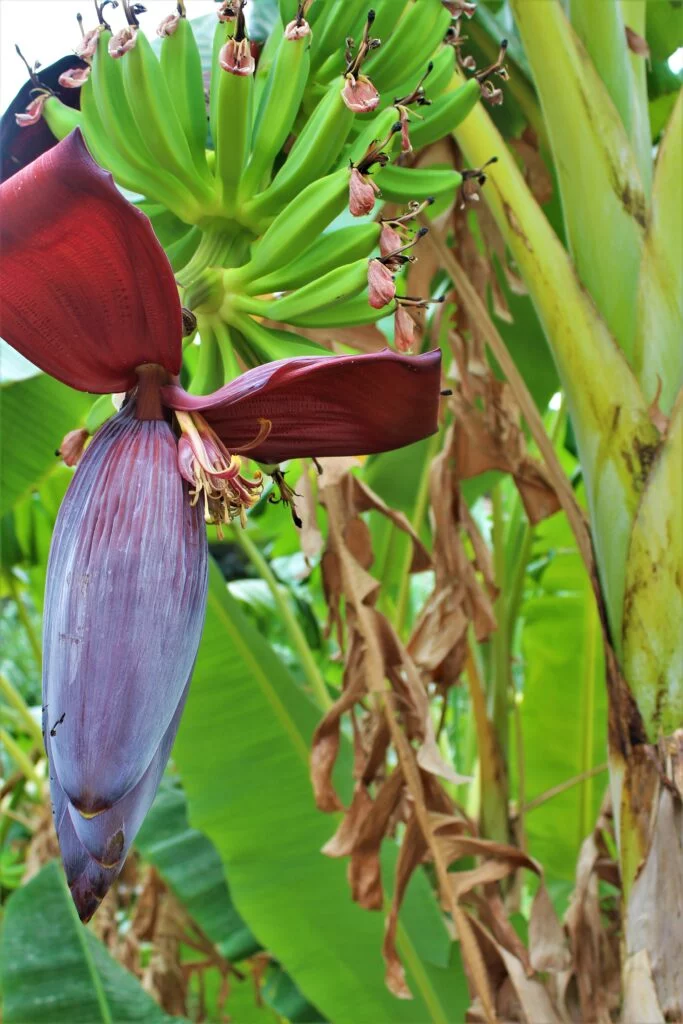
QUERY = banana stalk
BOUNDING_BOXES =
[510,0,646,362]
[453,91,658,648]
[633,90,683,411]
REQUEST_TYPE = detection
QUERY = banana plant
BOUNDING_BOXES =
[453,1,682,1013]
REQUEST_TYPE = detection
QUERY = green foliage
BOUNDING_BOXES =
[173,560,467,1024]
[0,863,183,1024]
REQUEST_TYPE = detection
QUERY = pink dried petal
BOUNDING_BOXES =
[157,13,180,37]
[75,26,103,60]
[285,17,311,40]
[219,38,255,75]
[58,66,91,89]
[109,28,137,59]
[380,224,403,257]
[349,167,379,217]
[395,306,416,352]
[398,108,412,154]
[368,259,396,309]
[341,74,380,113]
[15,95,47,127]
[59,428,89,467]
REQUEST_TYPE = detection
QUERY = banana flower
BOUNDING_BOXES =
[0,131,442,920]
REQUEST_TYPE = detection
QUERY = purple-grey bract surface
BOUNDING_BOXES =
[43,400,208,819]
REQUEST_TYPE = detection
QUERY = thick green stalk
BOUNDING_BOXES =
[618,0,653,193]
[453,85,658,648]
[510,0,646,361]
[633,90,683,411]
[621,391,683,738]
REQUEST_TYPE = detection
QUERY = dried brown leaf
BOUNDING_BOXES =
[529,883,571,972]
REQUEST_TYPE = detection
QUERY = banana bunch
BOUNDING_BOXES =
[32,0,502,392]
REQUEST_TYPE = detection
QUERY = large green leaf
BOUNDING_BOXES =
[137,782,260,961]
[0,374,90,518]
[0,862,183,1024]
[516,511,608,882]
[173,560,468,1024]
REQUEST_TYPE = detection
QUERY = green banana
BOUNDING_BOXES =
[160,15,210,179]
[366,0,451,93]
[277,292,389,329]
[228,311,330,364]
[408,78,481,152]
[84,394,116,435]
[212,29,254,213]
[234,222,381,295]
[234,258,369,324]
[247,78,355,218]
[42,97,81,139]
[240,21,312,198]
[373,163,462,203]
[210,16,233,139]
[386,42,454,111]
[309,0,370,75]
[245,166,350,277]
[121,30,214,200]
[86,33,199,219]
[346,105,400,165]
[80,60,174,202]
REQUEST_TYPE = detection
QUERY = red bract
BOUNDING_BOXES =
[0,131,181,392]
[0,131,443,921]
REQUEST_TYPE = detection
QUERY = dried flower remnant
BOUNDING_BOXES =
[368,259,396,309]
[349,166,380,216]
[58,66,91,88]
[341,11,381,113]
[109,28,138,59]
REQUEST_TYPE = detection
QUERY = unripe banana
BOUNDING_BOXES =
[366,0,451,93]
[245,166,350,277]
[42,96,82,139]
[212,23,254,213]
[121,31,214,199]
[86,33,200,219]
[80,65,174,202]
[408,78,481,151]
[234,258,369,324]
[309,0,370,75]
[160,16,209,179]
[234,222,381,295]
[247,78,354,218]
[282,292,390,328]
[229,311,330,364]
[372,163,462,203]
[240,20,312,197]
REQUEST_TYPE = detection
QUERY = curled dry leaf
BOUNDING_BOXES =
[450,365,561,525]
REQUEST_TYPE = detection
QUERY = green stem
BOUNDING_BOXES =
[7,575,41,668]
[233,528,332,711]
[490,485,509,763]
[0,728,42,787]
[0,673,43,747]
[395,430,442,636]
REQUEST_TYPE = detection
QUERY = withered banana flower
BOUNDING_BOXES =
[0,130,442,920]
